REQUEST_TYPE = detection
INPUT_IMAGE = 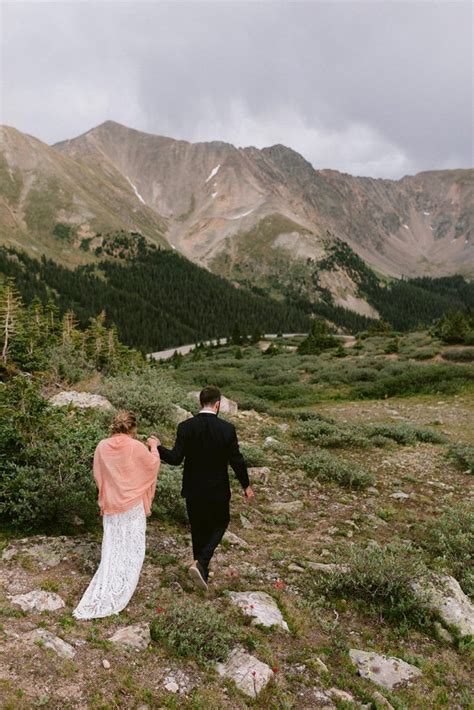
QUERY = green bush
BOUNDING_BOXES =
[351,363,473,399]
[0,377,107,531]
[367,423,446,446]
[301,448,374,489]
[441,349,474,363]
[100,367,185,429]
[150,597,235,664]
[447,444,474,473]
[294,419,371,448]
[240,443,268,467]
[306,542,431,627]
[415,505,474,597]
[152,465,187,524]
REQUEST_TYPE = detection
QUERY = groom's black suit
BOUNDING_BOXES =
[158,412,249,578]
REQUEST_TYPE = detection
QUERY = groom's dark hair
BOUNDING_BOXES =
[200,385,221,407]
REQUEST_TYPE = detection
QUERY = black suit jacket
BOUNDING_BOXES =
[158,413,249,500]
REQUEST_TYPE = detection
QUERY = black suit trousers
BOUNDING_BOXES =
[185,497,230,577]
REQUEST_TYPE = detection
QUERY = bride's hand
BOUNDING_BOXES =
[147,436,160,447]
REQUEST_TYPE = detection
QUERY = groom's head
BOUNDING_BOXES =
[200,385,221,413]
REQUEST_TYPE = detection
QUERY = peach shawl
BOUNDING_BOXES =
[93,434,160,516]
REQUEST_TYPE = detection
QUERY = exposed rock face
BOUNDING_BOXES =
[109,623,150,651]
[412,573,474,638]
[349,649,422,690]
[10,590,65,613]
[23,629,75,659]
[216,646,274,698]
[228,591,289,631]
[49,391,113,411]
[53,121,473,281]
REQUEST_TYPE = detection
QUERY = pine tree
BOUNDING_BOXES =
[0,278,23,364]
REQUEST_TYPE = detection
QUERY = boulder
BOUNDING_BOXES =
[109,623,150,651]
[349,649,422,690]
[216,646,274,698]
[228,591,289,631]
[173,404,193,423]
[390,491,410,501]
[412,573,474,638]
[223,531,247,547]
[24,628,75,659]
[307,562,350,574]
[50,391,113,411]
[240,514,254,529]
[263,436,279,448]
[10,590,65,612]
[269,500,303,514]
[187,391,238,415]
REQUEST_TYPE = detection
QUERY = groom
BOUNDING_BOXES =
[157,385,254,591]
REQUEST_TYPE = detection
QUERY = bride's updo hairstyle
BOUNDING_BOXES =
[111,410,137,435]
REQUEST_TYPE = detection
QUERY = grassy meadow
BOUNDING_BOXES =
[0,329,473,709]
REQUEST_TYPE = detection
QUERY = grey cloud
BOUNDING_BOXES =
[1,0,472,177]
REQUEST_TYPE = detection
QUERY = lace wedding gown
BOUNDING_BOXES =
[73,501,146,619]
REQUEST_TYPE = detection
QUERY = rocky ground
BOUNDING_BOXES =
[1,393,473,709]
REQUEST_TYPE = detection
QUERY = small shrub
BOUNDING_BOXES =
[152,465,187,524]
[294,420,371,448]
[150,597,235,663]
[366,423,446,446]
[301,448,374,489]
[441,348,474,363]
[100,367,185,428]
[0,377,107,532]
[240,443,268,467]
[305,542,431,627]
[447,444,474,473]
[415,504,474,596]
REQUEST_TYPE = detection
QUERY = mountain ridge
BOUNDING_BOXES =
[1,121,472,322]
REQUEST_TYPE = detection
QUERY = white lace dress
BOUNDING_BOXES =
[73,501,146,620]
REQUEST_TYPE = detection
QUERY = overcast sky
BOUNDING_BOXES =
[1,0,472,178]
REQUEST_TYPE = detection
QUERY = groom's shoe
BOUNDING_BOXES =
[188,561,208,592]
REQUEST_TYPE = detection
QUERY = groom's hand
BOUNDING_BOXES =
[147,436,160,447]
[243,486,254,502]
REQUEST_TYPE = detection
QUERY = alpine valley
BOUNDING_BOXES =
[0,121,473,347]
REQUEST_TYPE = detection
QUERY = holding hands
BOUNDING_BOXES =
[147,436,160,448]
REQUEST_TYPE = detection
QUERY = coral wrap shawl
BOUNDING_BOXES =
[93,434,160,516]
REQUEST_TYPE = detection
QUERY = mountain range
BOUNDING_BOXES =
[1,120,472,319]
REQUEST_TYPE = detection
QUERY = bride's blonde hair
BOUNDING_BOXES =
[111,410,137,435]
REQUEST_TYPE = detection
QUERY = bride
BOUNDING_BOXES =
[73,411,160,620]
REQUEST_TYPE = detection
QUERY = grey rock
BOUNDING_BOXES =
[102,659,111,669]
[216,646,274,698]
[328,688,354,702]
[248,466,271,483]
[349,649,422,690]
[412,573,474,638]
[269,500,303,514]
[188,391,238,415]
[390,491,410,500]
[372,691,395,709]
[24,628,75,659]
[109,623,150,650]
[173,404,193,423]
[50,391,113,410]
[228,591,289,631]
[223,531,247,547]
[288,563,305,573]
[240,514,254,529]
[164,681,179,693]
[307,562,350,574]
[10,590,65,612]
[314,657,329,674]
[263,436,279,448]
